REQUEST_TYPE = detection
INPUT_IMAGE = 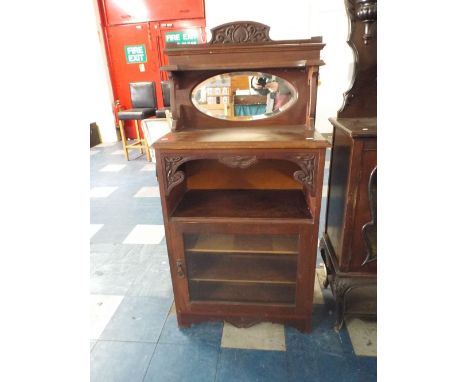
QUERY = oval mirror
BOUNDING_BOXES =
[191,71,298,121]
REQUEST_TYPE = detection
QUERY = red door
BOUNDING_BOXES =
[104,0,205,26]
[107,23,163,138]
[152,19,206,81]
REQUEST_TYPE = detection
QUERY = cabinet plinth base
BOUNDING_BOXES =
[319,235,376,331]
[176,311,311,333]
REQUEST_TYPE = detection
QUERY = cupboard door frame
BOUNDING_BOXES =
[169,220,315,318]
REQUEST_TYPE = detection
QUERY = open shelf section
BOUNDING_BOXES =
[172,189,312,220]
[184,233,299,255]
[188,280,296,305]
[187,253,297,284]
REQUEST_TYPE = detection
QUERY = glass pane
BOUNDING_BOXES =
[191,72,298,121]
[184,233,298,305]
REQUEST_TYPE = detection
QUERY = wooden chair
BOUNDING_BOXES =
[117,82,157,161]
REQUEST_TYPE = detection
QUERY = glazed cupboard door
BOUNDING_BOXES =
[171,221,315,315]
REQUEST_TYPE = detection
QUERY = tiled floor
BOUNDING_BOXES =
[90,141,377,382]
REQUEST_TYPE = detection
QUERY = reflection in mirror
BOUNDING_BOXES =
[191,72,298,121]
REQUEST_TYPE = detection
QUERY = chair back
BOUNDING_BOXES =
[161,81,171,107]
[129,82,157,109]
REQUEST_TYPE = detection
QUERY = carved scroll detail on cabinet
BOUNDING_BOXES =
[218,156,258,168]
[209,21,272,44]
[164,156,190,196]
[290,154,316,193]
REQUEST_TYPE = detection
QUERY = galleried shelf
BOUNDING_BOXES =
[154,21,328,332]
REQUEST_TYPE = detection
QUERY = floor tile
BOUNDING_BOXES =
[91,340,156,382]
[314,271,325,304]
[90,261,145,295]
[322,185,328,197]
[90,186,118,198]
[90,150,99,156]
[123,224,165,245]
[216,348,287,382]
[96,142,120,148]
[286,347,319,382]
[169,301,176,315]
[134,186,160,198]
[90,224,104,239]
[285,305,355,357]
[99,296,172,342]
[159,314,223,347]
[126,258,173,298]
[221,322,286,351]
[345,317,377,357]
[90,294,124,340]
[141,163,156,172]
[90,340,97,351]
[315,351,360,382]
[144,343,218,382]
[356,356,377,381]
[111,149,124,155]
[100,164,126,172]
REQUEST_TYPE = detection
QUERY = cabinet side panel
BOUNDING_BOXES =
[348,145,377,272]
[325,128,351,263]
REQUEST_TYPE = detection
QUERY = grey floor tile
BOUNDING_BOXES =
[143,343,219,382]
[91,260,146,295]
[158,314,223,347]
[127,259,173,297]
[91,340,155,382]
[216,348,288,382]
[99,296,172,342]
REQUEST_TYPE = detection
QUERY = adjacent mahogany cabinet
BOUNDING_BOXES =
[319,0,377,330]
[153,21,328,332]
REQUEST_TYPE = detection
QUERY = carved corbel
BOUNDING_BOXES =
[290,154,316,193]
[163,155,192,195]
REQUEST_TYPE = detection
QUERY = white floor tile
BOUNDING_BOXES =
[100,164,126,172]
[111,149,124,155]
[90,224,104,239]
[90,186,118,198]
[90,294,124,340]
[346,317,377,357]
[134,186,160,198]
[322,185,328,197]
[123,225,165,244]
[140,164,156,172]
[313,273,324,304]
[90,150,99,156]
[221,322,286,351]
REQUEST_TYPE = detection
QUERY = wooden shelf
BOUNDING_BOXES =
[184,233,298,255]
[172,190,312,220]
[187,253,297,284]
[188,280,296,305]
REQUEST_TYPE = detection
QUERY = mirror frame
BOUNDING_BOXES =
[191,71,299,121]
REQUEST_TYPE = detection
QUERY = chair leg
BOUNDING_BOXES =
[144,136,151,162]
[135,120,143,154]
[118,120,129,161]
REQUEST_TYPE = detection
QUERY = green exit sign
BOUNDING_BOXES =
[165,30,199,45]
[125,45,147,64]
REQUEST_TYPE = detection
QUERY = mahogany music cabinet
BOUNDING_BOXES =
[153,21,329,332]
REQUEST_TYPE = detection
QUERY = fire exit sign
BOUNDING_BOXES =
[125,45,147,64]
[165,30,199,45]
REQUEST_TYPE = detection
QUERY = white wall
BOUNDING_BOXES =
[205,0,353,133]
[89,1,118,143]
